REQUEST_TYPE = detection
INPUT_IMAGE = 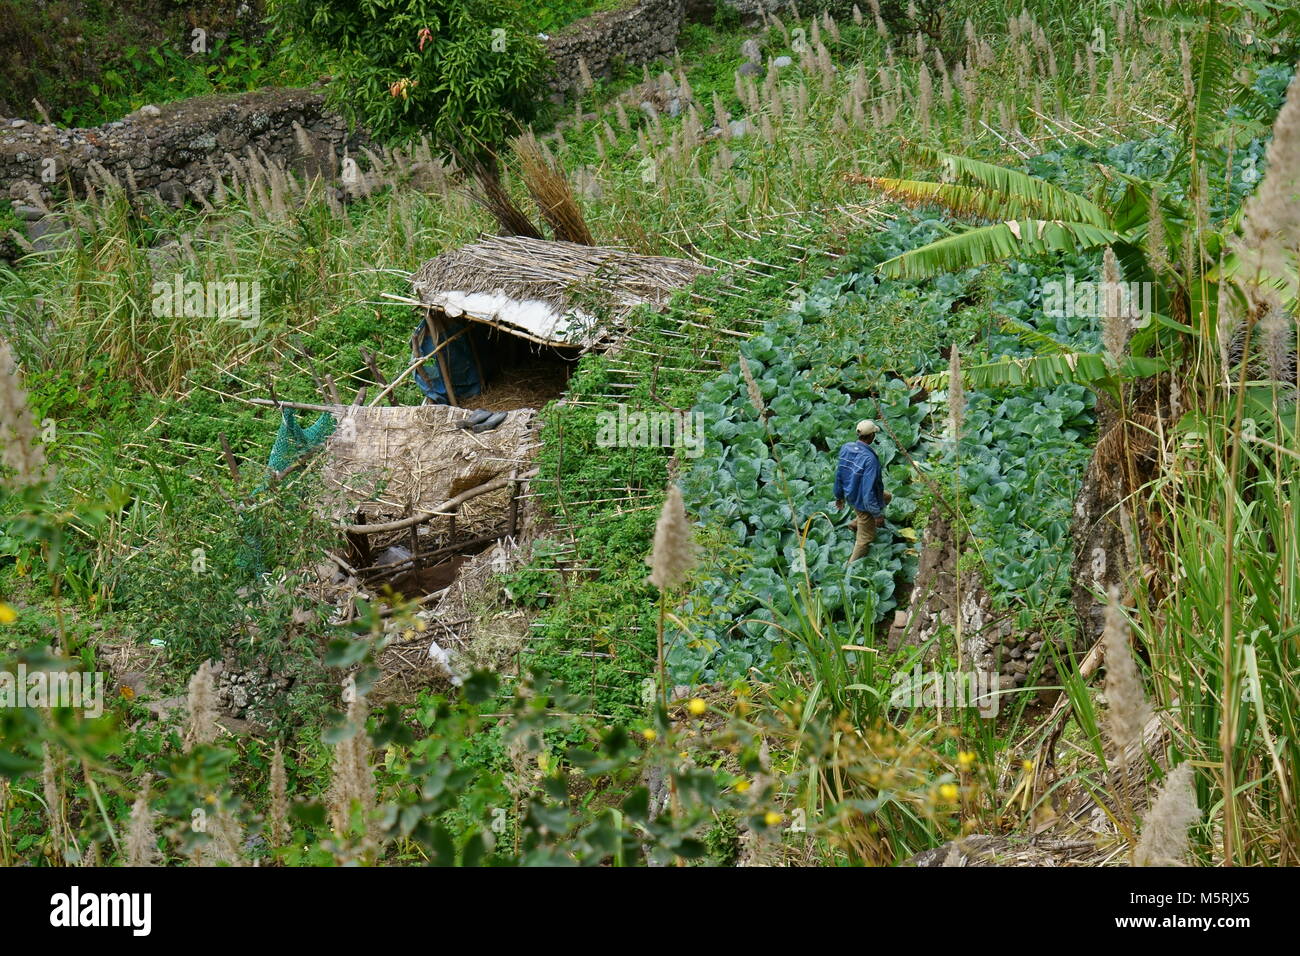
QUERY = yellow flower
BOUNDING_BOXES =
[120,686,136,700]
[0,602,15,624]
[957,751,976,770]
[763,811,783,827]
[1022,759,1035,772]
[938,783,959,803]
[641,728,657,742]
[733,779,750,793]
[686,698,707,716]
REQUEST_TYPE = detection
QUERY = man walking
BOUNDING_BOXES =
[834,419,891,565]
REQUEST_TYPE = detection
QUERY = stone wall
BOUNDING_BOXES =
[0,86,363,208]
[0,1,692,209]
[546,0,687,97]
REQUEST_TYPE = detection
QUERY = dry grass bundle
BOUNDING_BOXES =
[458,153,543,240]
[512,130,594,246]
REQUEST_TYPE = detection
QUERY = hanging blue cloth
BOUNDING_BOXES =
[412,316,485,404]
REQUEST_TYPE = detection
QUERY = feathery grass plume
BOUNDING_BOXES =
[1259,305,1293,384]
[0,339,49,488]
[852,4,862,26]
[771,12,789,43]
[817,42,835,93]
[677,69,695,106]
[868,0,887,37]
[712,91,729,133]
[918,63,933,131]
[328,688,377,845]
[1235,67,1300,296]
[1103,587,1152,755]
[738,353,766,418]
[269,743,288,848]
[648,484,696,591]
[126,776,161,866]
[577,56,593,93]
[42,742,66,863]
[648,483,695,709]
[206,809,245,866]
[1179,35,1194,107]
[877,65,892,94]
[824,11,840,42]
[1217,285,1244,376]
[948,347,965,439]
[956,61,972,106]
[1146,187,1171,276]
[1134,763,1200,866]
[1102,246,1129,362]
[1015,40,1031,83]
[184,660,220,752]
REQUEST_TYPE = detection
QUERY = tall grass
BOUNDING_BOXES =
[1139,399,1300,864]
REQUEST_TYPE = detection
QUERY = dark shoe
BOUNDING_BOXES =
[470,411,508,433]
[460,409,492,429]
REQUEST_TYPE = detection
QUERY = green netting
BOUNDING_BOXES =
[237,409,338,576]
[268,408,337,473]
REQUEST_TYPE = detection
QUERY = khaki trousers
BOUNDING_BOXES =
[848,510,879,565]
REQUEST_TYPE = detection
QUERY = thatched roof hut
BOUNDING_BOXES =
[410,235,711,350]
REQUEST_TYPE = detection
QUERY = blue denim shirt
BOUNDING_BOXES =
[834,440,885,516]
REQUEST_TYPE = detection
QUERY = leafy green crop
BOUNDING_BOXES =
[671,217,989,682]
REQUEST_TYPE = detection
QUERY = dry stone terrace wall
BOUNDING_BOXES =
[0,0,692,208]
[545,0,687,97]
[0,87,364,208]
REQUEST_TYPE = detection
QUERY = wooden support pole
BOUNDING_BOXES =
[335,468,538,535]
[361,349,398,406]
[424,308,460,407]
[506,468,521,538]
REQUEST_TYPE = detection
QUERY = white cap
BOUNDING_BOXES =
[856,419,879,437]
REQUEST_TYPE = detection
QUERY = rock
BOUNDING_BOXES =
[144,695,187,718]
[666,97,682,118]
[737,61,762,76]
[773,55,793,69]
[139,104,162,119]
[740,39,762,63]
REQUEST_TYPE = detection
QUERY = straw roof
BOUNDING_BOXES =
[319,403,538,531]
[411,235,711,349]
